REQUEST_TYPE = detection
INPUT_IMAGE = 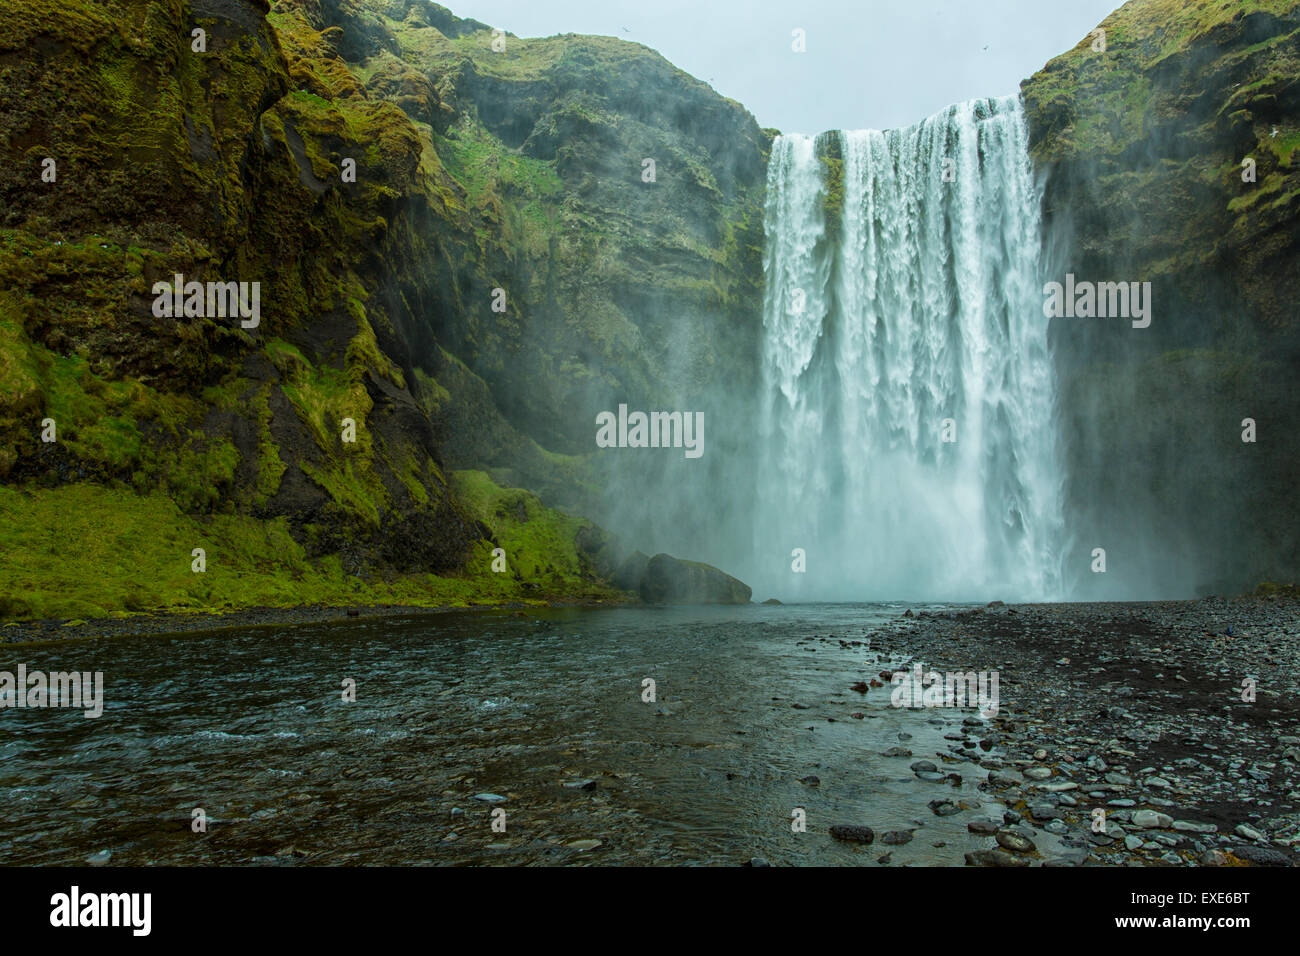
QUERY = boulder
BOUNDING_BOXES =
[638,553,752,605]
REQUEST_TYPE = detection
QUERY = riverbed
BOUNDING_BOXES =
[1,599,1296,866]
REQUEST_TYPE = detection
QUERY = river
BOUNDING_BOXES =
[0,603,1051,866]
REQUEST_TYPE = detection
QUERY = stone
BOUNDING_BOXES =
[1235,823,1265,841]
[1131,810,1173,829]
[996,830,1036,853]
[965,849,1030,867]
[829,824,874,844]
[1232,846,1290,866]
[638,552,751,605]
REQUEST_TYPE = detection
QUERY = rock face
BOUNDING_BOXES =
[1021,0,1300,596]
[638,553,752,605]
[0,0,760,618]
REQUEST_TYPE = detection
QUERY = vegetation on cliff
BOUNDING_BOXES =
[0,0,767,622]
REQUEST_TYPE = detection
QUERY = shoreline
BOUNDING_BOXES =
[3,590,1283,647]
[0,596,638,647]
[860,593,1300,865]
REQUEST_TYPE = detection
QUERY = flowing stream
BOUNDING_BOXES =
[0,605,1057,866]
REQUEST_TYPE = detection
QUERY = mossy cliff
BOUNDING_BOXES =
[0,0,765,621]
[1021,0,1300,596]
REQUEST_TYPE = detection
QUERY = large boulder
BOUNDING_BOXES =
[639,553,752,605]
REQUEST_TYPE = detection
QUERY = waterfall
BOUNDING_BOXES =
[754,95,1063,602]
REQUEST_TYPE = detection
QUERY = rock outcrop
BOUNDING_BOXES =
[0,0,759,618]
[1022,0,1300,596]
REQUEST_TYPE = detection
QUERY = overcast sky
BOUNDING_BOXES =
[444,0,1121,133]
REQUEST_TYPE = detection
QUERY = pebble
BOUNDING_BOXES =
[1235,823,1265,841]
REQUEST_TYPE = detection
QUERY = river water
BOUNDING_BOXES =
[1,603,1039,866]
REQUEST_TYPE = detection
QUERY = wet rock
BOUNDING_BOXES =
[968,820,1000,835]
[1024,766,1052,780]
[965,848,1030,867]
[928,799,962,816]
[1173,820,1217,834]
[1131,810,1173,829]
[473,793,508,803]
[829,824,875,844]
[1199,849,1229,866]
[996,830,1036,853]
[881,830,914,845]
[638,553,752,605]
[910,760,937,773]
[563,779,598,790]
[1235,823,1265,841]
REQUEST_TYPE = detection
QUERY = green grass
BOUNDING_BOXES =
[0,470,627,623]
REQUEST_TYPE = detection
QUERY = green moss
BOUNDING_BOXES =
[251,385,287,506]
[0,474,624,622]
[450,469,615,593]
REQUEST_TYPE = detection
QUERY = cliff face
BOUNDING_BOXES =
[0,0,767,619]
[1022,0,1300,596]
[332,1,771,498]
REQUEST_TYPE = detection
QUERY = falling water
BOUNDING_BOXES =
[754,95,1063,602]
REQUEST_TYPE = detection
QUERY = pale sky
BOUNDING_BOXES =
[442,0,1121,133]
